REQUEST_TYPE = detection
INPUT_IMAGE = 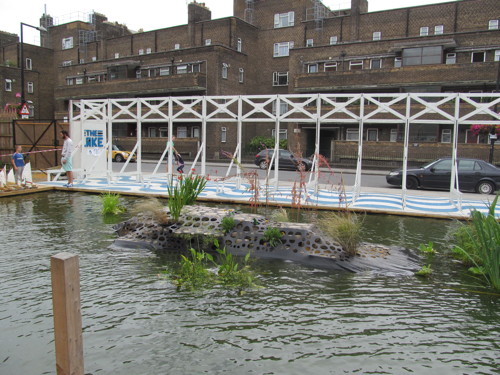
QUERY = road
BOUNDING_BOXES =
[112,161,390,188]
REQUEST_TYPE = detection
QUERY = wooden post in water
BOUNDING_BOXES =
[51,252,84,375]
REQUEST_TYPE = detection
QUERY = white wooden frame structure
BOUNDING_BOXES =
[70,93,500,210]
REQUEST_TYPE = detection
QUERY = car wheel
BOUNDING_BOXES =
[259,160,268,170]
[406,176,418,189]
[475,181,494,194]
[114,154,124,162]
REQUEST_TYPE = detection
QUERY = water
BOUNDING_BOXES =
[0,192,498,375]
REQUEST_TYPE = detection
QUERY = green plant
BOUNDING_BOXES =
[247,136,287,153]
[167,175,207,221]
[221,215,236,233]
[214,239,257,290]
[318,212,363,256]
[171,248,216,291]
[415,264,432,277]
[130,197,169,224]
[271,207,289,222]
[453,195,500,290]
[100,192,126,215]
[418,241,436,254]
[451,224,481,266]
[263,227,283,247]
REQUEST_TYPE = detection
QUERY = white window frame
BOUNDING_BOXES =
[307,63,318,73]
[370,59,382,69]
[420,26,429,36]
[222,63,228,79]
[25,58,32,70]
[372,31,381,41]
[27,81,34,93]
[349,60,363,70]
[272,102,289,116]
[446,53,456,64]
[330,36,338,45]
[367,129,379,142]
[271,129,288,140]
[390,129,398,142]
[138,49,144,55]
[495,50,500,62]
[177,126,188,138]
[5,79,12,92]
[114,53,120,59]
[62,37,73,50]
[441,129,452,143]
[306,39,314,47]
[66,78,73,85]
[324,62,337,72]
[346,129,359,141]
[394,57,402,68]
[237,38,242,52]
[272,71,289,86]
[135,69,142,79]
[192,127,200,138]
[146,48,152,54]
[239,68,244,83]
[273,41,294,57]
[75,77,83,85]
[221,127,227,143]
[177,64,188,74]
[471,51,486,63]
[205,39,212,46]
[92,56,97,62]
[148,127,157,138]
[488,19,499,30]
[159,67,170,76]
[79,58,85,64]
[62,60,72,67]
[159,127,168,138]
[434,25,444,35]
[274,11,295,28]
[174,43,180,50]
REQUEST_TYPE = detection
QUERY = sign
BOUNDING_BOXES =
[80,121,107,176]
[19,103,30,118]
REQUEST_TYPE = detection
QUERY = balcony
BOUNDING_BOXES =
[294,62,498,92]
[55,73,207,100]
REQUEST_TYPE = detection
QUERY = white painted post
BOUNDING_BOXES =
[51,252,84,375]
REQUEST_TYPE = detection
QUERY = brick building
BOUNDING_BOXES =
[1,0,499,162]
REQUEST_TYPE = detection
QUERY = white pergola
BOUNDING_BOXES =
[70,93,500,210]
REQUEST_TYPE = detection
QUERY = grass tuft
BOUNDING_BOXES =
[318,211,363,257]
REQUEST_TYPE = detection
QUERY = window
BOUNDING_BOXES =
[5,79,12,91]
[27,82,33,93]
[471,51,486,63]
[367,129,378,141]
[92,56,97,62]
[273,71,288,86]
[434,25,444,35]
[174,43,180,50]
[370,59,382,69]
[221,127,227,143]
[272,129,288,140]
[62,37,73,50]
[237,38,242,52]
[394,57,402,68]
[66,78,73,85]
[346,129,359,141]
[177,126,188,138]
[205,39,212,46]
[307,63,318,73]
[192,127,200,138]
[324,62,337,72]
[349,60,363,70]
[239,68,244,83]
[159,67,170,76]
[488,20,499,30]
[222,63,228,79]
[159,127,168,137]
[75,77,83,85]
[62,60,72,67]
[191,63,201,73]
[420,27,429,36]
[433,159,452,171]
[114,53,120,59]
[372,31,381,41]
[402,46,442,66]
[79,58,85,64]
[273,41,294,57]
[441,129,452,143]
[139,49,144,55]
[177,64,187,74]
[25,58,32,70]
[148,127,157,137]
[136,69,142,79]
[274,11,295,28]
[272,102,289,115]
[306,39,314,47]
[495,50,500,62]
[446,53,456,64]
[330,36,338,45]
[146,48,152,54]
[390,129,398,142]
[459,160,482,172]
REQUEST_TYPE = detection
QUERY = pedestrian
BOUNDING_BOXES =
[60,130,74,187]
[166,136,179,173]
[176,152,185,173]
[11,145,25,186]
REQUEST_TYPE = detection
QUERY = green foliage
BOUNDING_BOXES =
[270,207,289,223]
[100,192,126,215]
[263,227,283,247]
[171,248,216,291]
[451,224,481,266]
[318,212,363,256]
[415,264,432,277]
[248,136,287,153]
[453,195,500,290]
[221,215,236,233]
[214,239,257,290]
[167,175,207,221]
[418,241,436,254]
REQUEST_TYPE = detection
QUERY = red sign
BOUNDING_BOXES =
[19,103,30,116]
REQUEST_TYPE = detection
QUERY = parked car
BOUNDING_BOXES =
[111,145,136,162]
[254,149,313,171]
[386,157,500,194]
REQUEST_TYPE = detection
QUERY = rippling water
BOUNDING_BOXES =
[0,192,498,375]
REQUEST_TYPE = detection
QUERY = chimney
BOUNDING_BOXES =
[188,1,212,46]
[350,0,368,41]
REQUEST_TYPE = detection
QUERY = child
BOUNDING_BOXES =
[175,152,185,173]
[11,145,25,186]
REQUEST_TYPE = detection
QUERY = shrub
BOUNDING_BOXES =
[318,212,363,257]
[171,248,216,291]
[248,136,287,153]
[214,240,257,290]
[100,192,126,215]
[221,215,236,233]
[263,227,283,247]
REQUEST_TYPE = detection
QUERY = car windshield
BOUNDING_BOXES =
[113,145,123,151]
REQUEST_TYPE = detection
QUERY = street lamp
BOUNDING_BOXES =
[20,22,47,106]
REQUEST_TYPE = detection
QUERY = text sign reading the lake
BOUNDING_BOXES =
[81,121,107,174]
[84,130,104,148]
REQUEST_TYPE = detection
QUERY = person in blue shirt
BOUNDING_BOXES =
[11,145,25,185]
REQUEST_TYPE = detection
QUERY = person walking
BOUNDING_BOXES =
[11,145,25,186]
[60,130,74,187]
[175,152,185,173]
